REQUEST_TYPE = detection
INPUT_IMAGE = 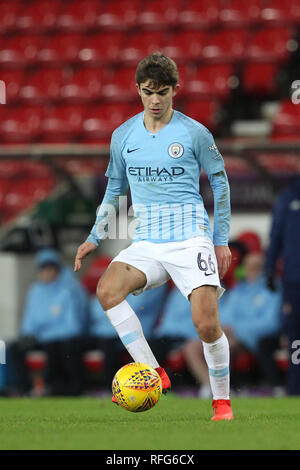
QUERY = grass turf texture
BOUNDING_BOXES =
[0,395,299,450]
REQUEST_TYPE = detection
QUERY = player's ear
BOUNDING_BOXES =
[173,84,180,97]
[136,83,141,96]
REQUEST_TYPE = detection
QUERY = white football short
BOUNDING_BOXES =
[111,236,225,300]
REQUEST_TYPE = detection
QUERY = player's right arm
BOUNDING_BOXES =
[74,129,128,272]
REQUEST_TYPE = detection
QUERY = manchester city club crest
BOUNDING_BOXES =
[168,142,184,159]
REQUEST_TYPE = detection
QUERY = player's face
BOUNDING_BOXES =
[137,80,179,120]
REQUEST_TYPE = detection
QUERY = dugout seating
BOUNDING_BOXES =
[0,160,56,222]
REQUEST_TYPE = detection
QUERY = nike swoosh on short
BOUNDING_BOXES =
[204,272,215,276]
[127,148,140,153]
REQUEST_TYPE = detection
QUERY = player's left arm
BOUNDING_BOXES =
[194,126,231,278]
[208,170,231,279]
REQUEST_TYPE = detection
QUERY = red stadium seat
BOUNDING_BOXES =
[272,100,300,136]
[163,31,208,64]
[40,105,87,142]
[78,32,123,65]
[0,0,22,33]
[0,105,44,143]
[61,68,104,103]
[184,100,219,131]
[136,0,180,30]
[0,34,41,68]
[202,29,248,63]
[57,0,100,32]
[97,0,140,31]
[246,27,292,63]
[260,0,300,26]
[176,65,193,97]
[102,68,138,101]
[242,62,280,96]
[15,0,62,32]
[19,68,67,104]
[178,0,220,29]
[186,64,235,101]
[119,32,165,66]
[0,70,25,103]
[38,33,83,65]
[82,103,131,140]
[219,0,262,28]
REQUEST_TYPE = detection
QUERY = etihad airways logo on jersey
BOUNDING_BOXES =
[128,166,184,182]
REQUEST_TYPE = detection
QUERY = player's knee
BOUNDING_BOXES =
[96,282,121,311]
[193,318,220,343]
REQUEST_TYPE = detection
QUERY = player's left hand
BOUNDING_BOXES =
[214,245,232,279]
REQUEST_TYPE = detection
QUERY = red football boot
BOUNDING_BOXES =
[211,399,234,421]
[155,366,171,394]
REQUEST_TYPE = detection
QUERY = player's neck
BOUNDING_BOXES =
[143,107,174,134]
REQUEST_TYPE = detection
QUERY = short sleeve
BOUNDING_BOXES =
[105,129,126,178]
[195,127,225,176]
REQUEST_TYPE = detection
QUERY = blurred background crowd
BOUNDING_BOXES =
[0,0,300,398]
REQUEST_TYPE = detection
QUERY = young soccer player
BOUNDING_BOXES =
[74,52,233,420]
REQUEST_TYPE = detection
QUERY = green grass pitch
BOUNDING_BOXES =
[0,395,299,450]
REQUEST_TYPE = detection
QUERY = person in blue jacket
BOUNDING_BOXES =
[178,252,283,395]
[87,283,168,388]
[265,169,300,395]
[220,251,283,391]
[10,248,88,396]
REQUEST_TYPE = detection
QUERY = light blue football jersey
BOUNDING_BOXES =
[105,110,227,243]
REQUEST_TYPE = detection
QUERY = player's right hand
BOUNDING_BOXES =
[74,241,97,272]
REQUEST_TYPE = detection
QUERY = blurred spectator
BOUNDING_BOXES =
[10,248,88,396]
[237,231,262,255]
[265,164,300,395]
[179,252,283,396]
[220,252,283,393]
[87,283,168,389]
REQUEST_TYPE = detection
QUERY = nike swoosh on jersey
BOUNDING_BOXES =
[127,148,140,153]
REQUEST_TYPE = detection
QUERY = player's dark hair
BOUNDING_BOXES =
[135,52,179,89]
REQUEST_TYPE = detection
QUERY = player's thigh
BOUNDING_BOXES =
[97,261,147,300]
